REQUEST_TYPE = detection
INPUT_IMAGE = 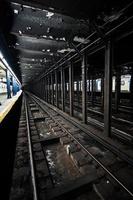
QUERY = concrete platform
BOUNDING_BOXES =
[0,93,7,104]
[0,90,22,123]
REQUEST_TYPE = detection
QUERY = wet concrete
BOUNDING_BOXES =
[44,143,81,186]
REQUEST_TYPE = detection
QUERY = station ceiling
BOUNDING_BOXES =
[0,0,133,84]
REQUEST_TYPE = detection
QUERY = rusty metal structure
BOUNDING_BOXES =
[1,0,133,199]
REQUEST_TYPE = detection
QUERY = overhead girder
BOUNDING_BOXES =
[0,0,133,84]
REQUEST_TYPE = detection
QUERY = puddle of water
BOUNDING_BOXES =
[40,132,51,138]
[44,144,81,185]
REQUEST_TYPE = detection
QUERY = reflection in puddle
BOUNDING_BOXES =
[46,149,55,168]
[40,132,51,138]
[45,144,81,186]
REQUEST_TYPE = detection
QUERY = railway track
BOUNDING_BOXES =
[63,100,133,143]
[86,99,133,115]
[25,92,133,200]
[10,96,54,200]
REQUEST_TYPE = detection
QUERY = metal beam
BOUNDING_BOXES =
[91,75,94,107]
[104,40,113,137]
[35,14,133,82]
[46,76,48,102]
[61,67,65,112]
[69,61,74,116]
[77,80,80,106]
[43,78,45,100]
[42,79,44,99]
[101,74,104,109]
[82,53,87,124]
[115,69,121,113]
[49,76,51,103]
[130,68,133,105]
[55,70,59,108]
[40,79,42,98]
[43,77,46,101]
[69,42,82,57]
[51,73,54,105]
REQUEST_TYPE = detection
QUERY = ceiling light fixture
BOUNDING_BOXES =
[19,30,22,35]
[26,26,32,30]
[0,50,21,85]
[46,11,54,18]
[14,9,19,14]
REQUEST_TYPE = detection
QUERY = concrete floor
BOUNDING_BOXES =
[0,93,7,105]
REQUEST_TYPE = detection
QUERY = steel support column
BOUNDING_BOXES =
[51,73,54,105]
[46,77,48,102]
[55,70,59,108]
[80,81,82,92]
[69,62,74,116]
[88,78,90,94]
[77,80,80,105]
[91,75,94,106]
[12,76,17,96]
[82,53,87,124]
[101,74,104,109]
[6,70,11,99]
[43,78,46,101]
[61,67,65,111]
[130,68,133,105]
[40,79,43,98]
[115,69,121,112]
[104,40,113,137]
[41,79,43,99]
[94,78,97,105]
[43,78,46,100]
[48,76,51,103]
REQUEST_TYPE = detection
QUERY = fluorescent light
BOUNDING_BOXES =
[19,30,22,35]
[14,9,19,14]
[57,48,75,53]
[0,50,21,85]
[26,26,32,30]
[0,51,4,59]
[46,12,54,18]
[3,58,9,67]
[73,36,90,44]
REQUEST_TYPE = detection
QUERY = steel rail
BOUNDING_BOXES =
[62,101,133,142]
[24,95,38,200]
[66,100,133,126]
[30,93,133,198]
[30,93,133,165]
